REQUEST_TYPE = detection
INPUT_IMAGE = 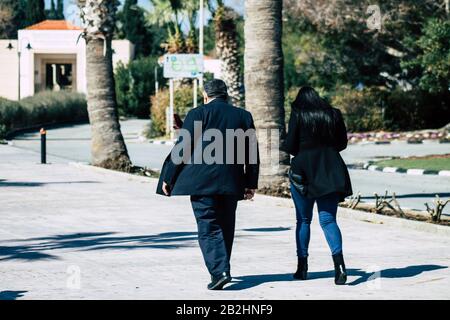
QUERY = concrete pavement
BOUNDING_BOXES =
[1,145,449,299]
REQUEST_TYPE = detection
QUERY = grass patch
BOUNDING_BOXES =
[374,154,450,171]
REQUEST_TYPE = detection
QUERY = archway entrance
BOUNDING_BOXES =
[34,53,77,93]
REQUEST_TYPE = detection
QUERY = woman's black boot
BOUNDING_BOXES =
[332,253,347,285]
[293,257,308,280]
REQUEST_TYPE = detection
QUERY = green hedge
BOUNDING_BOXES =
[0,91,88,139]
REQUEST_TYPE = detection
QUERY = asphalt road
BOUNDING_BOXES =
[9,120,450,214]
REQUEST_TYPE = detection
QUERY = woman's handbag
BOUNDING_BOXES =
[289,168,308,196]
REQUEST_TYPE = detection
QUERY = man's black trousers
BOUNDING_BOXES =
[190,195,239,278]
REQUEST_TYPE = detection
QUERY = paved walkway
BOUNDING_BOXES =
[1,145,449,299]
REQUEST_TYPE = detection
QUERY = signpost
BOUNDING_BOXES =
[163,54,204,79]
[163,54,204,140]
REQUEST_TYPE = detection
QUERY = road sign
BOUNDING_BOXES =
[163,54,204,79]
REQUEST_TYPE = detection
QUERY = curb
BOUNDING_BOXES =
[363,162,450,176]
[148,139,175,146]
[69,162,160,182]
[337,206,450,237]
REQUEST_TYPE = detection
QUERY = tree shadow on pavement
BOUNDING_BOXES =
[242,227,291,232]
[0,291,27,300]
[0,180,100,187]
[225,264,447,290]
[0,231,198,262]
[225,273,293,290]
[347,264,448,286]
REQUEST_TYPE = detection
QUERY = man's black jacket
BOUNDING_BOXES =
[156,98,259,199]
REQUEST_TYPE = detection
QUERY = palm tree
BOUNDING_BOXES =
[78,0,132,171]
[210,0,243,107]
[244,0,289,191]
[149,0,187,53]
[183,0,199,53]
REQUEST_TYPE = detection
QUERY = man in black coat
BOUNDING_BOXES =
[158,79,259,290]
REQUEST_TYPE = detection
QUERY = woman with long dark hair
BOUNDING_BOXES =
[282,87,353,285]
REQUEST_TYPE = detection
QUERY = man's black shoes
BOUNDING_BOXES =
[207,272,232,290]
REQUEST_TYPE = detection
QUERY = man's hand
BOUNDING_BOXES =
[162,182,171,196]
[244,188,256,200]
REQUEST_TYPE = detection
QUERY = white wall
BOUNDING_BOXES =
[0,31,134,101]
[112,40,135,68]
[0,40,19,100]
[18,29,87,99]
[205,59,222,79]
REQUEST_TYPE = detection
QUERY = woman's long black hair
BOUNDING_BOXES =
[291,86,341,142]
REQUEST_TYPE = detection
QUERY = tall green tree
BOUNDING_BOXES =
[25,0,46,27]
[118,0,151,57]
[57,0,64,19]
[402,19,450,93]
[283,0,447,92]
[47,0,57,19]
[0,0,26,39]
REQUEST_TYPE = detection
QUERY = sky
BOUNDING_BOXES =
[44,0,244,23]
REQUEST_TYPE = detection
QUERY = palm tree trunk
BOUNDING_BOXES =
[214,4,243,107]
[244,0,289,192]
[79,0,131,171]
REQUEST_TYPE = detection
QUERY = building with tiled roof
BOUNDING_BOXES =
[0,20,133,100]
[25,20,82,31]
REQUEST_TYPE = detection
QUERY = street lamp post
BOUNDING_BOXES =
[199,0,204,88]
[9,39,32,101]
[154,66,159,95]
[6,42,19,100]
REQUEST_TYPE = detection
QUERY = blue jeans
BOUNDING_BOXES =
[290,185,343,257]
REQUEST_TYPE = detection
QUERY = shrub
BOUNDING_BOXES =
[331,86,450,132]
[331,87,386,132]
[0,91,87,139]
[383,89,450,131]
[0,98,23,137]
[115,56,166,119]
[149,84,202,138]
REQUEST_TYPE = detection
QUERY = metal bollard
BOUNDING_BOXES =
[40,128,46,164]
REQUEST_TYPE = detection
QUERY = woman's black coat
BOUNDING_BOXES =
[282,107,353,202]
